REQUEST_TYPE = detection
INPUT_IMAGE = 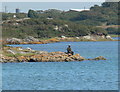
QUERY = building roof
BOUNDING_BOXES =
[70,9,90,12]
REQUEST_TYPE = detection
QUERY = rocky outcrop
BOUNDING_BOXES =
[23,36,40,42]
[106,35,113,40]
[4,36,45,44]
[6,38,22,44]
[4,35,115,45]
[1,47,106,63]
[82,34,113,41]
[92,56,107,60]
[1,52,84,63]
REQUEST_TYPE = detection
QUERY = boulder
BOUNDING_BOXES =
[70,54,85,61]
[6,38,22,44]
[106,35,113,40]
[92,56,106,60]
[65,57,74,62]
[26,47,32,50]
[23,36,40,42]
[83,35,91,40]
[1,55,18,63]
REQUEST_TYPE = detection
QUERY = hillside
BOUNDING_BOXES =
[2,2,119,39]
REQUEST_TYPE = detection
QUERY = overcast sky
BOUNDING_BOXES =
[2,2,104,13]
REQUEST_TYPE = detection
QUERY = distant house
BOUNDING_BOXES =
[69,9,90,12]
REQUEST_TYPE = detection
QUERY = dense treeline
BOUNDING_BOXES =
[2,2,119,39]
[27,2,119,26]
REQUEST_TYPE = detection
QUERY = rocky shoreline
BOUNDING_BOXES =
[2,35,116,45]
[1,35,113,63]
[1,46,106,63]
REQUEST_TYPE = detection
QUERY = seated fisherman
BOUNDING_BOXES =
[67,45,74,55]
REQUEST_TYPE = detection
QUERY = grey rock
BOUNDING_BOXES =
[23,36,40,42]
[6,38,22,44]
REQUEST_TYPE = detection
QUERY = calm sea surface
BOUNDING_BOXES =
[2,40,118,90]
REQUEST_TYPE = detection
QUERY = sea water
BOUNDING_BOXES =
[2,41,118,90]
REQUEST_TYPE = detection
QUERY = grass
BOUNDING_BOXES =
[109,34,119,37]
[2,49,36,57]
[5,53,36,57]
[39,37,54,41]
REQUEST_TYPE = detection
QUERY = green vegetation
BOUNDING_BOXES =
[28,9,39,18]
[2,2,119,39]
[2,13,27,20]
[109,34,119,37]
[3,51,36,57]
[106,27,119,35]
[2,18,107,38]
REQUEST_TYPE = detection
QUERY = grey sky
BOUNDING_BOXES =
[2,2,104,13]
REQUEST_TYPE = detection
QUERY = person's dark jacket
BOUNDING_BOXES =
[67,47,72,53]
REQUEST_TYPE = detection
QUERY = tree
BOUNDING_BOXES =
[28,9,38,18]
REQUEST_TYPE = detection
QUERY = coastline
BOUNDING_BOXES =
[1,35,118,63]
[2,35,118,45]
[1,46,106,63]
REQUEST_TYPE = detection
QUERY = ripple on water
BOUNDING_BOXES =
[3,41,118,90]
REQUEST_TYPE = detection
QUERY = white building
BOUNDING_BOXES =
[69,9,90,12]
